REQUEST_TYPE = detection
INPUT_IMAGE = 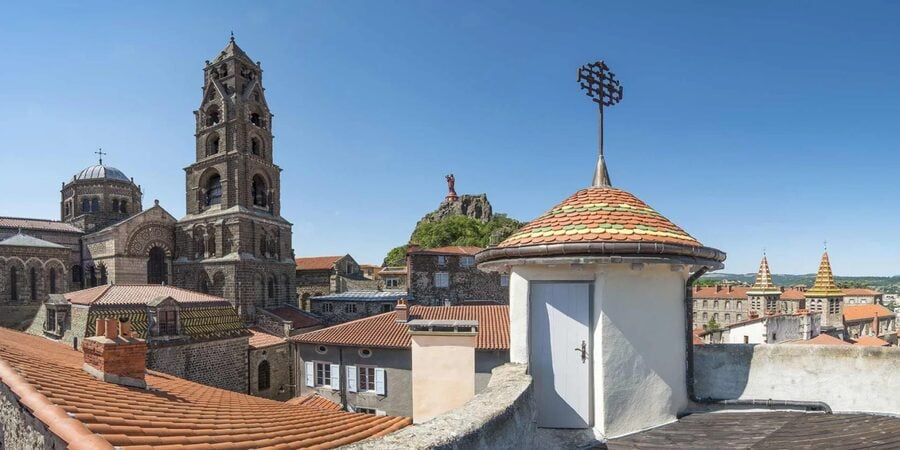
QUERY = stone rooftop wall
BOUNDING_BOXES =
[343,363,534,450]
[695,344,900,415]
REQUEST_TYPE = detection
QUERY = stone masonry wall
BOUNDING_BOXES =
[408,253,508,306]
[147,337,248,392]
[248,342,293,401]
[309,299,395,326]
[1,382,67,450]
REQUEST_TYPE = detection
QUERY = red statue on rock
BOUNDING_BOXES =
[445,173,458,202]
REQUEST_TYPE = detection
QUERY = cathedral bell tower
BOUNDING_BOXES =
[174,37,296,322]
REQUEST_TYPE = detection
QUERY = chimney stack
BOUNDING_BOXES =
[407,319,478,424]
[715,285,722,293]
[395,298,409,323]
[82,317,147,389]
[872,313,879,336]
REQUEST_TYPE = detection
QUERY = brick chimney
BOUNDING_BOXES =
[82,317,147,389]
[694,285,701,293]
[715,285,722,293]
[395,298,409,323]
[872,313,879,336]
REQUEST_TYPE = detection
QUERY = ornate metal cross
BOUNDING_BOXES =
[95,148,107,165]
[577,60,623,187]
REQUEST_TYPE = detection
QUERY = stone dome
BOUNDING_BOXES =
[74,164,131,183]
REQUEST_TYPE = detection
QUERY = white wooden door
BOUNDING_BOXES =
[530,282,592,428]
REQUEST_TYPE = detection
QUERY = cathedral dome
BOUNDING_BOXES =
[74,164,131,183]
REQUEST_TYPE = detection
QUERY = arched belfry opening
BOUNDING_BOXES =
[252,175,267,208]
[147,247,168,285]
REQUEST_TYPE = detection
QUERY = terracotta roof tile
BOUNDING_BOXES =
[0,216,83,233]
[852,336,891,347]
[268,306,323,329]
[791,334,851,346]
[780,289,807,300]
[843,304,894,322]
[0,328,410,449]
[497,187,702,249]
[295,256,344,271]
[285,393,342,411]
[66,284,228,306]
[291,305,509,350]
[410,246,483,256]
[691,286,750,299]
[248,328,287,349]
[842,288,882,296]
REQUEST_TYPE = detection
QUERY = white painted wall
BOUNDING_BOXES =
[724,321,766,344]
[695,344,900,415]
[509,262,689,439]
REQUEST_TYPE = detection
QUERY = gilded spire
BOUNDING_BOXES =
[747,254,780,295]
[806,251,844,297]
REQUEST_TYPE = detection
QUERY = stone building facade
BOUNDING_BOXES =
[0,234,71,329]
[60,164,144,233]
[407,245,508,306]
[248,329,295,401]
[309,291,406,325]
[295,254,378,310]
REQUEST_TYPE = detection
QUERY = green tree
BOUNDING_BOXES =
[706,318,721,331]
[383,214,524,264]
[383,246,407,267]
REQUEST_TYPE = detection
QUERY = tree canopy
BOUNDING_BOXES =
[382,214,523,266]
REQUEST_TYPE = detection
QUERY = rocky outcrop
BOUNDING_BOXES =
[420,194,493,224]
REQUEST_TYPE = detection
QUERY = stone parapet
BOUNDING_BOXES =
[343,363,534,449]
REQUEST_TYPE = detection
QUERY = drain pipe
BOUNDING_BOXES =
[684,267,831,414]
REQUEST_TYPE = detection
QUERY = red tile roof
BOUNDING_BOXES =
[852,336,891,347]
[248,328,287,349]
[286,393,343,411]
[842,288,882,296]
[0,216,83,233]
[295,255,344,271]
[498,187,702,248]
[269,306,323,329]
[692,286,750,299]
[843,304,894,322]
[791,334,851,346]
[291,305,509,350]
[0,327,410,449]
[780,289,807,300]
[66,284,227,306]
[410,246,482,256]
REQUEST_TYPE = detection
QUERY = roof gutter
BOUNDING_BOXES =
[684,268,831,414]
[477,242,726,269]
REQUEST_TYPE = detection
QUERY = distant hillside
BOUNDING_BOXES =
[701,273,900,294]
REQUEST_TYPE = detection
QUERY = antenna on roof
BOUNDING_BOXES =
[578,60,623,188]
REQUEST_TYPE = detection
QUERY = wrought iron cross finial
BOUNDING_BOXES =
[230,31,235,42]
[95,148,107,165]
[578,60,623,188]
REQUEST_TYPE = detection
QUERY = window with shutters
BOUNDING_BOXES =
[315,362,331,387]
[459,256,475,267]
[828,299,841,314]
[358,366,376,392]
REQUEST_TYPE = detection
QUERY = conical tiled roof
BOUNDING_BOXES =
[747,255,781,295]
[805,251,844,297]
[477,187,725,265]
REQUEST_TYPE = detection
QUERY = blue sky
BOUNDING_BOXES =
[2,1,899,275]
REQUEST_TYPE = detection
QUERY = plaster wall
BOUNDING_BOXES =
[724,321,766,344]
[509,262,689,439]
[410,333,476,424]
[695,344,900,415]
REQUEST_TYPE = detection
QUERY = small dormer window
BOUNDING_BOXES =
[158,310,178,336]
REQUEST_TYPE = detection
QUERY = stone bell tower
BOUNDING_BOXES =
[173,36,296,321]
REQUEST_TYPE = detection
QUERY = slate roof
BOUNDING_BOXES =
[498,187,702,248]
[291,305,509,350]
[311,291,407,303]
[268,306,323,329]
[74,164,131,182]
[0,217,82,233]
[248,328,287,349]
[295,255,343,271]
[285,393,343,411]
[66,284,227,306]
[843,304,894,322]
[0,328,410,449]
[0,233,66,249]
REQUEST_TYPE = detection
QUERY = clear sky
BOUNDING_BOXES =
[2,1,899,276]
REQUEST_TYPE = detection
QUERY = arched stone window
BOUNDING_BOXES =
[252,176,267,207]
[199,276,209,294]
[98,265,108,285]
[259,235,267,257]
[112,199,119,213]
[208,234,216,257]
[88,266,97,287]
[30,267,37,300]
[91,198,100,212]
[49,268,57,294]
[250,112,262,127]
[257,360,270,391]
[267,277,275,300]
[206,105,221,126]
[120,200,128,214]
[82,199,89,213]
[206,134,220,155]
[251,137,261,156]
[71,265,82,284]
[10,267,18,301]
[148,247,167,284]
[206,174,222,206]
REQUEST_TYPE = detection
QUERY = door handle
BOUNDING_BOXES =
[574,340,587,363]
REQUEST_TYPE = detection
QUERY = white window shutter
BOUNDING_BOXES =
[374,368,386,395]
[330,364,340,390]
[305,361,314,387]
[347,365,357,393]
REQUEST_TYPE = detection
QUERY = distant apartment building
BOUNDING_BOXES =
[843,288,883,305]
[308,290,406,325]
[295,254,377,310]
[704,313,820,344]
[377,266,408,291]
[291,302,510,418]
[406,245,508,306]
[843,304,897,344]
